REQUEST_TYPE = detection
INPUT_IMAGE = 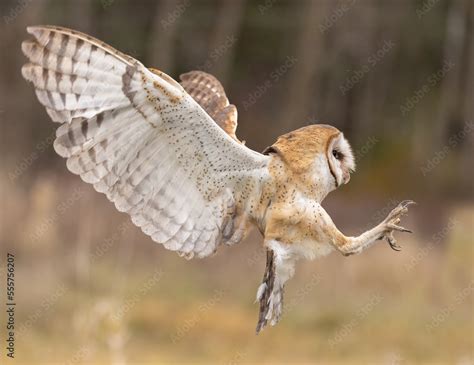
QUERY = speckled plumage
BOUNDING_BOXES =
[22,26,414,333]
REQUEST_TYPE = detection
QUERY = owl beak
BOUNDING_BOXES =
[343,171,351,184]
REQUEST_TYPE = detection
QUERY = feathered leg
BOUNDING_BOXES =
[256,250,286,333]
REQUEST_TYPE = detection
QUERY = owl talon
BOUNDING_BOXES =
[387,224,412,233]
[386,233,402,251]
[385,200,416,221]
[388,241,402,251]
[400,200,416,208]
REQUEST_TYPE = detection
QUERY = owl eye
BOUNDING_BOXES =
[332,149,343,160]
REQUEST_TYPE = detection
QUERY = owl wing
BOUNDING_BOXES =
[178,71,241,143]
[21,25,269,258]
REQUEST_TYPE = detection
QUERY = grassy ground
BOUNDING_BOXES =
[1,175,473,364]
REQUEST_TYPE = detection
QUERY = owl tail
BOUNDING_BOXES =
[255,250,285,334]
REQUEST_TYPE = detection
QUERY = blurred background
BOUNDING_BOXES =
[0,0,473,364]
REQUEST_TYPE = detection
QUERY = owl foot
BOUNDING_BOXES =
[380,200,415,251]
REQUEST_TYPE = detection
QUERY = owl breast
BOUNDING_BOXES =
[284,195,336,260]
[288,237,335,260]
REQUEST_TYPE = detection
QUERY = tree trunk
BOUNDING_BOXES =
[208,0,246,87]
[147,0,181,72]
[435,0,470,148]
[280,0,327,131]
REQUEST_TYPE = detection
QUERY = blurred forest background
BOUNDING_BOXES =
[0,0,473,364]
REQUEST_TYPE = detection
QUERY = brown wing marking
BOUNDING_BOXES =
[175,70,241,144]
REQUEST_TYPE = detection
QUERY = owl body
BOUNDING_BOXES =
[253,124,354,253]
[22,25,413,333]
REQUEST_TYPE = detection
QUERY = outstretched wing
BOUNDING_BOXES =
[21,25,269,258]
[178,71,241,143]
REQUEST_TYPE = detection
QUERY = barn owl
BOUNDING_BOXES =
[21,26,414,333]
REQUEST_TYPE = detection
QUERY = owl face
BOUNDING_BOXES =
[265,124,355,200]
[326,132,355,188]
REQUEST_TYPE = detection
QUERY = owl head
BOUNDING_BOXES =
[264,124,355,198]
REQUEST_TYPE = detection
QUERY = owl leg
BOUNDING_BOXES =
[255,250,276,334]
[339,200,415,256]
[255,241,297,333]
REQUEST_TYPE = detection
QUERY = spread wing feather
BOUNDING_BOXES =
[179,70,240,143]
[22,25,269,258]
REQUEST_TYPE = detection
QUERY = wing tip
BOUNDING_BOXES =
[26,25,40,34]
[21,39,38,61]
[53,138,71,158]
[25,25,59,47]
[20,63,33,82]
[26,25,48,40]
